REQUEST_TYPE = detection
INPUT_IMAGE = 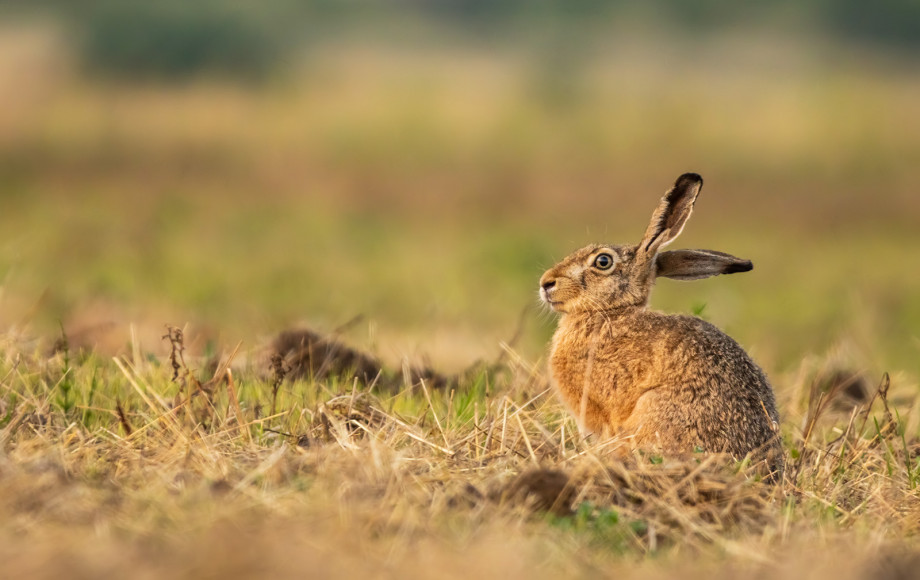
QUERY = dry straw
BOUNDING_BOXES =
[0,327,918,578]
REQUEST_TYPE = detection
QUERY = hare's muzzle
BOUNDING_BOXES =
[539,274,559,306]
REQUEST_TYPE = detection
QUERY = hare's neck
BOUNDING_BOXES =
[557,307,640,333]
[552,309,630,352]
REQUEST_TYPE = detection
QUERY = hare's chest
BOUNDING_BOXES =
[548,327,652,424]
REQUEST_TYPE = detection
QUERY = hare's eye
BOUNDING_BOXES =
[593,253,614,270]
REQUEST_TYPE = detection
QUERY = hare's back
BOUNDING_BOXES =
[622,312,781,459]
[630,313,772,398]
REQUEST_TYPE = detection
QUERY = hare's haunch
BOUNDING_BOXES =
[540,173,782,475]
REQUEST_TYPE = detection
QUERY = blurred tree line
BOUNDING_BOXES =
[2,0,918,81]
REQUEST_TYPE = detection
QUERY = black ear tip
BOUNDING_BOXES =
[675,173,703,188]
[724,260,753,274]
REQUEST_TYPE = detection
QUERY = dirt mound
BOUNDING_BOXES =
[270,328,455,391]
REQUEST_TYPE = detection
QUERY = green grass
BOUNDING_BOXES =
[2,40,919,372]
[2,186,918,375]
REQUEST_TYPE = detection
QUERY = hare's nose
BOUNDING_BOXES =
[541,279,556,292]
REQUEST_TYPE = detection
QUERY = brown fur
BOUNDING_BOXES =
[540,173,783,475]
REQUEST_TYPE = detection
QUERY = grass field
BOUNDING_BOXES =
[2,22,920,578]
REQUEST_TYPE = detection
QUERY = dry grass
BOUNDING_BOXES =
[1,325,919,579]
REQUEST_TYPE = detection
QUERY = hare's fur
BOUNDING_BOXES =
[540,174,782,474]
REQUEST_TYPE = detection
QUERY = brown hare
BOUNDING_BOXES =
[539,173,783,476]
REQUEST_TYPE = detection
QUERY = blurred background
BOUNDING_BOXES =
[0,0,918,377]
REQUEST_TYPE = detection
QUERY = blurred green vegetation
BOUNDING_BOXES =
[1,174,918,375]
[77,2,286,81]
[0,9,917,382]
[2,0,919,80]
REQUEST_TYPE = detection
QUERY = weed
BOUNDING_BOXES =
[54,325,76,416]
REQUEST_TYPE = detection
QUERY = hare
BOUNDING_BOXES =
[539,173,783,475]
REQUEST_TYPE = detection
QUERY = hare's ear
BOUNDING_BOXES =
[656,249,752,281]
[639,173,703,256]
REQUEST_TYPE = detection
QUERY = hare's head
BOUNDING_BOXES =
[539,173,752,315]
